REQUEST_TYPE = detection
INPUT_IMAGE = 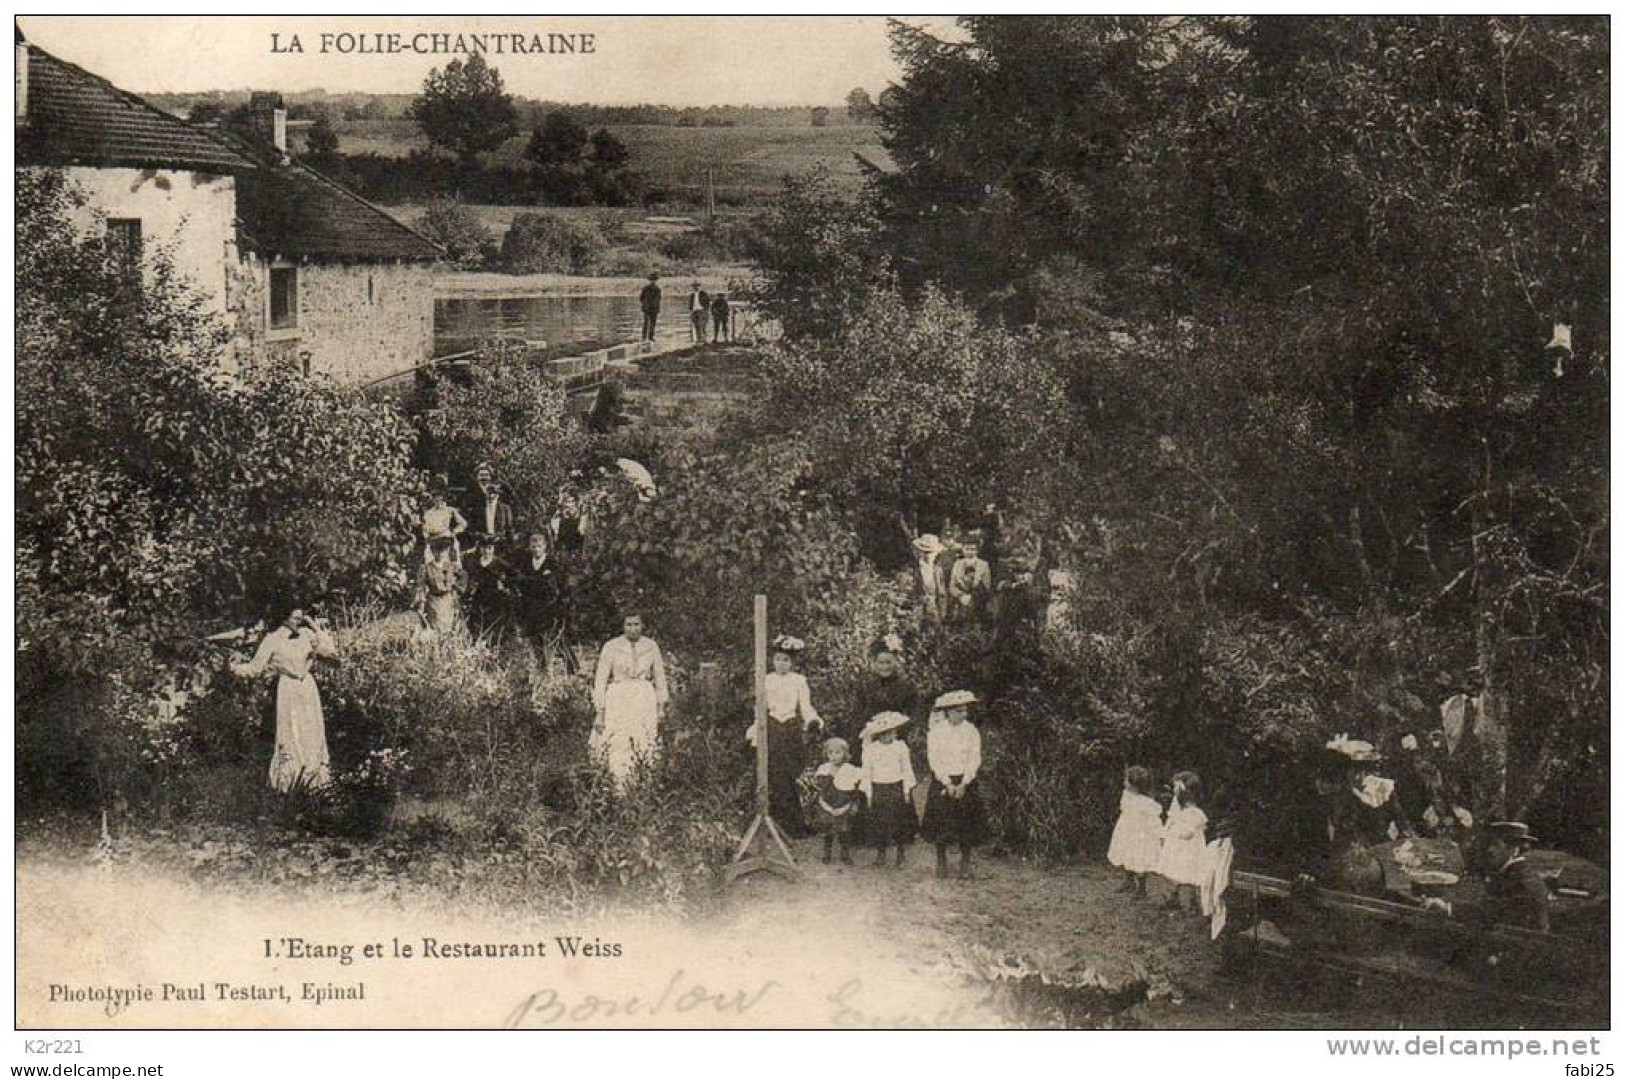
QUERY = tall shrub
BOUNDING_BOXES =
[17,169,425,809]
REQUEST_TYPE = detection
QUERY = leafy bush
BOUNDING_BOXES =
[419,340,587,521]
[571,439,862,659]
[760,285,1071,562]
[17,168,426,813]
[657,216,762,269]
[411,200,497,269]
[498,213,608,274]
[313,610,744,908]
[322,617,577,801]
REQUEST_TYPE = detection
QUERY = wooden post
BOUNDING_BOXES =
[754,594,770,815]
[726,594,798,882]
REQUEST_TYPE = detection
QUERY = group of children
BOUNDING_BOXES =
[749,636,987,880]
[801,691,988,880]
[1106,764,1213,912]
[759,634,1217,892]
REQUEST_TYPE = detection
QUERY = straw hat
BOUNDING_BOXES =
[771,635,806,654]
[1326,733,1382,763]
[932,689,978,711]
[1487,820,1538,846]
[860,711,911,740]
[912,533,945,556]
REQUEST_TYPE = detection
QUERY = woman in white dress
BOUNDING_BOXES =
[231,605,339,791]
[591,614,669,789]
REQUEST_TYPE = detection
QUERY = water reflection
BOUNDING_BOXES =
[435,294,697,356]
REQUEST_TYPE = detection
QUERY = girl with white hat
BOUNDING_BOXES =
[858,711,918,867]
[921,690,988,879]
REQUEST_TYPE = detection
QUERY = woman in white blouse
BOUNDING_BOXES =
[231,604,339,792]
[750,636,823,837]
[920,689,989,879]
[591,614,669,790]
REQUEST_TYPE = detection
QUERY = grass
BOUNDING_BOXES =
[399,202,761,280]
[327,119,888,203]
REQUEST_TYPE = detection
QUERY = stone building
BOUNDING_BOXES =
[15,33,442,385]
[222,93,441,382]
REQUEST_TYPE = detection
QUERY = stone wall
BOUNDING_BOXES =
[619,370,761,437]
[232,259,435,385]
[55,165,238,315]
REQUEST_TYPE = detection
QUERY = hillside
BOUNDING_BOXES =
[319,118,888,202]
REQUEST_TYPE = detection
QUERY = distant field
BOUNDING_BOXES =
[327,119,889,201]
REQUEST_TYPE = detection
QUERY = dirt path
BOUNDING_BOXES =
[17,837,1252,1029]
[709,837,1239,1028]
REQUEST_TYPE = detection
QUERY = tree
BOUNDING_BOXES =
[875,17,1177,320]
[760,285,1069,556]
[420,341,585,523]
[522,113,594,204]
[574,441,860,658]
[411,200,495,269]
[745,168,892,341]
[525,112,590,168]
[588,127,630,170]
[497,214,606,273]
[845,87,877,123]
[850,15,1607,848]
[303,113,341,166]
[408,53,519,163]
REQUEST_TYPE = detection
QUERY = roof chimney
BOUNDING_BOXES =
[248,90,286,157]
[15,24,27,126]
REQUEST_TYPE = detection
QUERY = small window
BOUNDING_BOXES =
[269,266,298,330]
[105,218,142,271]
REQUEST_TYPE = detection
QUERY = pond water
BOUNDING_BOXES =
[435,293,705,356]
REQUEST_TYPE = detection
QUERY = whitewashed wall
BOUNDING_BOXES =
[55,165,238,314]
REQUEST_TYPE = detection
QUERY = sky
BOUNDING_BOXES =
[18,16,963,107]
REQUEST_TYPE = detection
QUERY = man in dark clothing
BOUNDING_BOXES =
[688,282,710,342]
[466,464,515,553]
[639,274,662,343]
[711,291,731,342]
[515,532,565,645]
[1434,821,1551,933]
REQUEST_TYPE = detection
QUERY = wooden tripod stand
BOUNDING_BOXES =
[725,594,799,882]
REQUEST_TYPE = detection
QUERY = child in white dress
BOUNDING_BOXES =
[1156,770,1209,913]
[1106,764,1162,897]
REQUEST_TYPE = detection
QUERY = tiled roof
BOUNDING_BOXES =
[16,39,440,263]
[16,46,254,173]
[225,134,443,262]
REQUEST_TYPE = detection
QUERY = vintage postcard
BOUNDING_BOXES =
[12,13,1609,1038]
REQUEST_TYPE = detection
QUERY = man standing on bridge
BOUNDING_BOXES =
[688,281,710,343]
[639,273,662,343]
